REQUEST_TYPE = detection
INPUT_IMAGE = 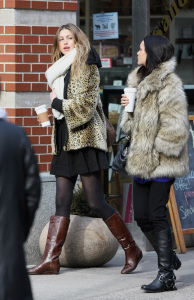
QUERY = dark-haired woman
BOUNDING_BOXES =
[28,23,142,276]
[120,35,189,293]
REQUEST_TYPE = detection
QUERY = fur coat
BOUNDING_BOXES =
[51,64,107,154]
[120,57,189,179]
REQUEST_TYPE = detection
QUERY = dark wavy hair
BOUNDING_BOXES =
[138,35,174,80]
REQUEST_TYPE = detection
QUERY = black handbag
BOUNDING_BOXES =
[112,138,130,176]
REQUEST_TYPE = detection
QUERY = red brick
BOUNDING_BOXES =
[40,136,51,144]
[0,45,4,53]
[40,74,47,82]
[40,36,54,44]
[24,35,39,44]
[5,63,31,72]
[0,54,22,63]
[5,44,31,53]
[47,126,52,135]
[6,0,31,9]
[32,126,47,135]
[39,154,53,163]
[0,64,4,72]
[24,74,39,82]
[32,145,47,153]
[63,2,77,10]
[16,63,31,72]
[0,35,22,43]
[48,1,63,10]
[0,26,4,34]
[5,83,31,91]
[32,26,47,35]
[24,127,32,135]
[32,64,47,72]
[32,108,38,117]
[48,44,52,53]
[32,83,47,91]
[23,117,39,126]
[14,108,32,117]
[5,26,31,34]
[38,164,48,172]
[5,108,16,116]
[39,54,51,63]
[29,136,39,144]
[0,82,4,90]
[32,1,47,9]
[32,45,47,53]
[4,0,15,8]
[23,54,39,63]
[0,73,22,81]
[48,27,58,35]
[48,145,52,154]
[0,0,3,8]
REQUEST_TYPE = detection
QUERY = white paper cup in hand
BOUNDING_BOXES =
[124,88,137,112]
[35,105,51,127]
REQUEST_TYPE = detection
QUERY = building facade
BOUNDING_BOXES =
[0,0,77,172]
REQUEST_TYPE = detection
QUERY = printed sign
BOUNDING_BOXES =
[173,121,194,231]
[93,12,119,40]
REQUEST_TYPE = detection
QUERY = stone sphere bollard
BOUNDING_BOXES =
[39,215,119,267]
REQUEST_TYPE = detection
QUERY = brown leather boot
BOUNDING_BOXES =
[104,211,142,274]
[28,215,70,275]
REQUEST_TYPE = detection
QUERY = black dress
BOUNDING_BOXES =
[50,50,109,178]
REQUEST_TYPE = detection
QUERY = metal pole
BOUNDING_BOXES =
[132,0,150,69]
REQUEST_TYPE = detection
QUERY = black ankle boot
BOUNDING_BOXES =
[141,228,177,293]
[143,230,181,270]
[141,273,176,293]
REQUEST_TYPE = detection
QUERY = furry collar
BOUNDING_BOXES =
[128,57,177,100]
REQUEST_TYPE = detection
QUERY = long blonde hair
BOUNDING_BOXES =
[51,23,90,78]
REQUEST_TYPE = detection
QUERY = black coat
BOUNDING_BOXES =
[0,119,41,300]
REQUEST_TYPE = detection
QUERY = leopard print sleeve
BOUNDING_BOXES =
[62,64,100,130]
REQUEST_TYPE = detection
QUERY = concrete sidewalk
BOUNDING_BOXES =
[29,247,194,300]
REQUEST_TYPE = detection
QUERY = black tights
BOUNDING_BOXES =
[55,171,115,220]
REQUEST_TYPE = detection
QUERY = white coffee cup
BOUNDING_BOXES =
[35,105,51,127]
[124,88,137,112]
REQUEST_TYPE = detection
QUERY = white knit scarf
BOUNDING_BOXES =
[45,48,77,120]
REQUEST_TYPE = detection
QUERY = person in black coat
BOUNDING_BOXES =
[0,108,41,300]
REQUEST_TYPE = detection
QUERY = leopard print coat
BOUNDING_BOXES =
[120,57,190,179]
[51,64,107,154]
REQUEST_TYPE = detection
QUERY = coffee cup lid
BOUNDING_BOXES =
[124,87,137,92]
[35,104,47,112]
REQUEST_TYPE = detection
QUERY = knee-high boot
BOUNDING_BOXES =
[143,230,181,270]
[28,215,70,275]
[141,228,176,293]
[104,211,143,274]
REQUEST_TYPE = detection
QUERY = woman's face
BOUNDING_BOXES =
[137,41,147,66]
[58,29,75,55]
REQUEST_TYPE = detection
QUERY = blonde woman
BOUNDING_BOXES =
[28,24,142,275]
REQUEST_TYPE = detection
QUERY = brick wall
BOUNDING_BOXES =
[5,107,53,172]
[0,0,77,172]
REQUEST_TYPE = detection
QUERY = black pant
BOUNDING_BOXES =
[133,179,174,233]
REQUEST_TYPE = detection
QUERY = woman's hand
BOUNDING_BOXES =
[37,114,53,126]
[50,88,57,104]
[121,94,129,107]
